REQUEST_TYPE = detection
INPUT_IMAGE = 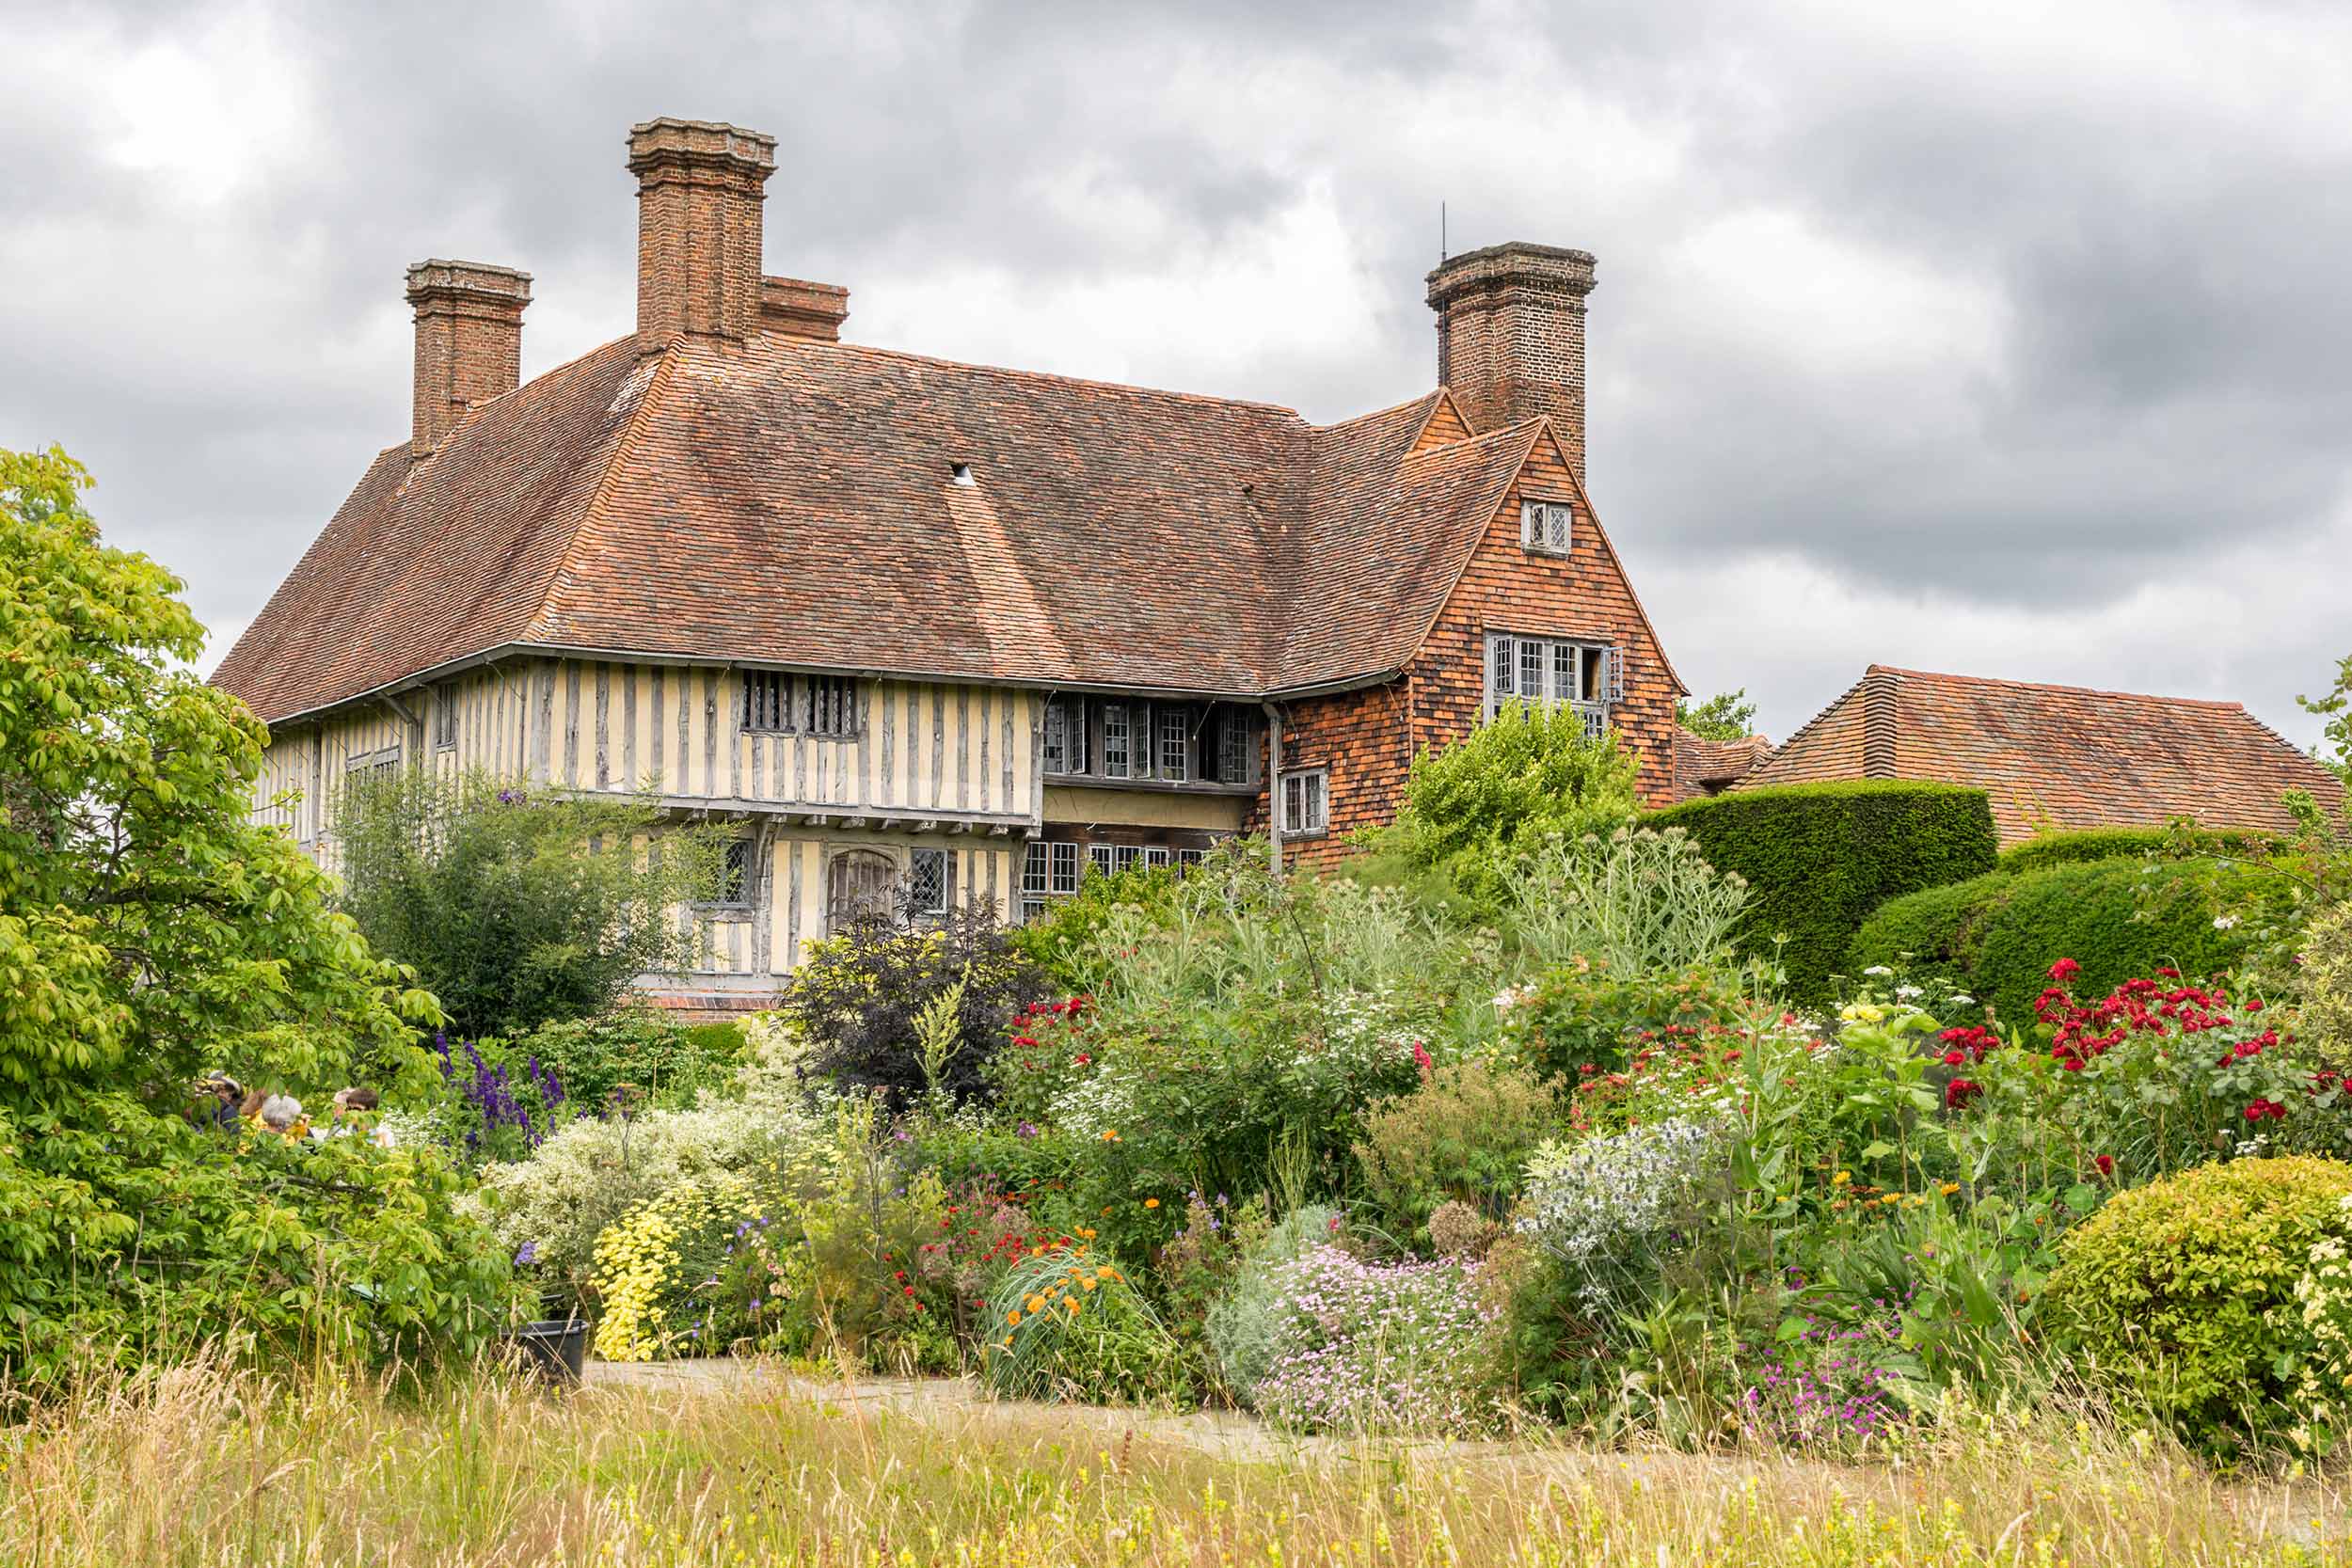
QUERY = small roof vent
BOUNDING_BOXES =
[950,462,976,487]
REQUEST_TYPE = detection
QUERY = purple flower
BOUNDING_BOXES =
[514,1240,538,1267]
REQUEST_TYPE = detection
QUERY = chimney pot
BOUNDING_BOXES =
[405,260,532,455]
[628,117,778,351]
[1426,241,1597,486]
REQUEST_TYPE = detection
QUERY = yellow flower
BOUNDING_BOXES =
[1001,1336,1013,1349]
[1939,1181,1961,1196]
[1832,1171,1851,1187]
[1096,1265,1113,1280]
[1025,1294,1045,1313]
[1144,1197,1160,1210]
[1081,1277,1097,1291]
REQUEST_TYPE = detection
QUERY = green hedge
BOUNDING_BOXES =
[1848,856,2267,1023]
[1642,781,1998,1003]
[1996,824,2279,877]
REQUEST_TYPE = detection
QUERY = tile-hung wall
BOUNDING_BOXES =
[250,660,1041,976]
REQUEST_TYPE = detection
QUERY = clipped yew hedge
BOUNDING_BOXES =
[1848,855,2267,1023]
[1995,824,2280,878]
[1642,781,1998,1003]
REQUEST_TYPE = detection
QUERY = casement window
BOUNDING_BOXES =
[1485,632,1622,736]
[1099,703,1132,779]
[1215,710,1255,784]
[1049,841,1080,895]
[1088,843,1116,879]
[705,839,752,908]
[1157,706,1190,782]
[1142,846,1172,869]
[1521,498,1574,556]
[1176,847,1206,873]
[1041,697,1087,774]
[433,689,458,751]
[1022,842,1050,896]
[907,847,949,917]
[344,746,402,795]
[1113,845,1143,874]
[1279,769,1329,836]
[741,672,863,738]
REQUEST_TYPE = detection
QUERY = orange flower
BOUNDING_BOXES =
[1144,1197,1160,1210]
[1096,1265,1113,1280]
[1007,1310,1022,1325]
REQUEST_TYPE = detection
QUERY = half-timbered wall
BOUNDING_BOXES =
[250,661,1039,990]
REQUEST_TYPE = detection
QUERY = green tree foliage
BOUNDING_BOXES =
[2301,652,2352,785]
[1369,703,1641,910]
[1676,689,1758,741]
[0,446,503,1385]
[335,768,725,1037]
[1642,781,1999,1002]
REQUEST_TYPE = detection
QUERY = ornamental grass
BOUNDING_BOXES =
[1,1359,2347,1566]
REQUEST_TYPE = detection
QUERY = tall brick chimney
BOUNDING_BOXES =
[405,260,532,454]
[1425,242,1597,486]
[628,117,777,351]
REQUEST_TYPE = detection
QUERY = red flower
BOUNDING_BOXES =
[2245,1099,2288,1122]
[1412,1039,1434,1072]
[2049,958,2082,983]
[2094,1154,2114,1177]
[1946,1078,1982,1109]
[1942,1049,1967,1067]
[903,1286,915,1296]
[1010,1036,1038,1049]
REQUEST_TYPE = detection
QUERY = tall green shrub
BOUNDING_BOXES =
[1365,704,1641,911]
[336,769,726,1036]
[1641,782,1998,1002]
[1850,856,2268,1023]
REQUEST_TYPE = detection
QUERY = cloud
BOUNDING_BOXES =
[1,0,2344,756]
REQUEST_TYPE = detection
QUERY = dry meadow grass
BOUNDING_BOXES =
[1,1361,2347,1565]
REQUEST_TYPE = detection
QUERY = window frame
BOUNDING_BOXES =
[1099,702,1133,780]
[907,847,950,917]
[1278,768,1329,837]
[432,689,458,751]
[1520,497,1574,556]
[1485,632,1620,736]
[1156,705,1190,782]
[740,672,865,739]
[700,837,755,911]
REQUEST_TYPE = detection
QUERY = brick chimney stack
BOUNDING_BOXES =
[405,261,532,455]
[1425,242,1597,487]
[628,117,778,351]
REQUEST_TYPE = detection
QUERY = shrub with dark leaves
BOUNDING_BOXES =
[779,908,1046,1109]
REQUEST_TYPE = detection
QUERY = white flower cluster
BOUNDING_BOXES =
[2288,1196,2352,1452]
[1515,1116,1728,1264]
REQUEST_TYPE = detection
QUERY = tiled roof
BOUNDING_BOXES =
[1672,729,1772,802]
[215,335,1558,723]
[1740,664,2344,844]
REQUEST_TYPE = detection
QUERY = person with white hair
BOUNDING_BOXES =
[258,1094,307,1139]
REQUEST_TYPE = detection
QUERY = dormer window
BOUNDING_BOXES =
[1521,498,1574,556]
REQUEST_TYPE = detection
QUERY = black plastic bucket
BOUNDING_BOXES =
[506,1318,588,1386]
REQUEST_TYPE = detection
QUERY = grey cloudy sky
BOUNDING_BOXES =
[5,0,2347,748]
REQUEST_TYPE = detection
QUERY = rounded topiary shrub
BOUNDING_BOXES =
[2044,1156,2352,1451]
